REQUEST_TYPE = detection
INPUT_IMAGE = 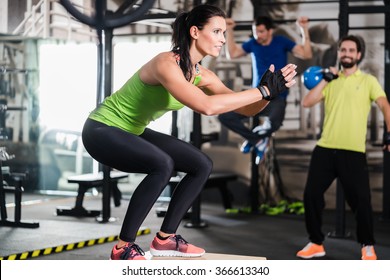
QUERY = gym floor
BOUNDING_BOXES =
[1,137,390,260]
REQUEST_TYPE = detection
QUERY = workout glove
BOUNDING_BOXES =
[322,68,339,82]
[257,69,288,101]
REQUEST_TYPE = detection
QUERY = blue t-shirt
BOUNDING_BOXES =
[242,35,296,98]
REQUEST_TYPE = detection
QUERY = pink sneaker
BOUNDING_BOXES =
[110,243,146,260]
[150,234,205,257]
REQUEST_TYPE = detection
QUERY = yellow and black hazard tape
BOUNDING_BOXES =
[0,227,151,260]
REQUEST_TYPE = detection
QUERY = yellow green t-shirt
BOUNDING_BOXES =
[89,70,201,135]
[317,69,386,153]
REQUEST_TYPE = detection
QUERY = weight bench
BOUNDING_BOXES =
[56,171,128,218]
[203,172,237,209]
[186,172,237,227]
[0,166,39,228]
[156,172,238,222]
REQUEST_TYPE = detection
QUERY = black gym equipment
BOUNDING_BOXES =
[0,67,31,141]
[384,1,390,223]
[59,0,156,223]
[56,171,127,219]
[0,67,34,228]
[0,147,38,228]
[0,99,27,140]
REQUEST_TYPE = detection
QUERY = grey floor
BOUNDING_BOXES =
[1,138,390,260]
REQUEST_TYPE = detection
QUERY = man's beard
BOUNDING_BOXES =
[340,57,357,69]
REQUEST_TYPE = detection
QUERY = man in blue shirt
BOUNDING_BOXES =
[218,16,312,163]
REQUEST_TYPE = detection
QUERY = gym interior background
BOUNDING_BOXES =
[1,0,390,260]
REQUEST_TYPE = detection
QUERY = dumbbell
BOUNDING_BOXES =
[302,66,338,90]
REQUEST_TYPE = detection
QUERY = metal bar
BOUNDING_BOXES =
[115,0,142,15]
[334,181,346,237]
[14,180,22,222]
[328,0,348,238]
[382,0,390,221]
[0,161,7,221]
[247,0,382,5]
[274,18,339,23]
[249,0,339,5]
[328,180,351,239]
[96,26,114,223]
[349,26,388,30]
[348,5,390,14]
[250,117,260,213]
[233,18,339,31]
[184,112,207,228]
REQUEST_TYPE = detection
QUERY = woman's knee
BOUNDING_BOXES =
[205,154,213,170]
[155,155,175,180]
[185,151,213,177]
[198,153,213,177]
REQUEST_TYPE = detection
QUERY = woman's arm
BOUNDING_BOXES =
[199,66,270,116]
[142,53,296,116]
[159,64,264,116]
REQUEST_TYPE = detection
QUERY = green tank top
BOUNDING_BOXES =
[89,70,201,135]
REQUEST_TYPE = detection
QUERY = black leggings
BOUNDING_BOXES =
[82,118,213,242]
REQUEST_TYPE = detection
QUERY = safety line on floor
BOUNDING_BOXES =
[0,227,151,260]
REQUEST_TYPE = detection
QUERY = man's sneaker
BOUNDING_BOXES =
[150,234,205,257]
[252,117,271,135]
[296,242,326,259]
[361,245,377,260]
[240,140,253,154]
[255,137,269,164]
[110,243,146,260]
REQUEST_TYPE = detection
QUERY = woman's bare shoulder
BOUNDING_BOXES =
[140,51,180,84]
[149,51,176,65]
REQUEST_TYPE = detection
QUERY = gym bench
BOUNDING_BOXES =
[156,172,238,223]
[0,166,39,228]
[203,172,237,209]
[56,171,128,219]
[187,172,237,227]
